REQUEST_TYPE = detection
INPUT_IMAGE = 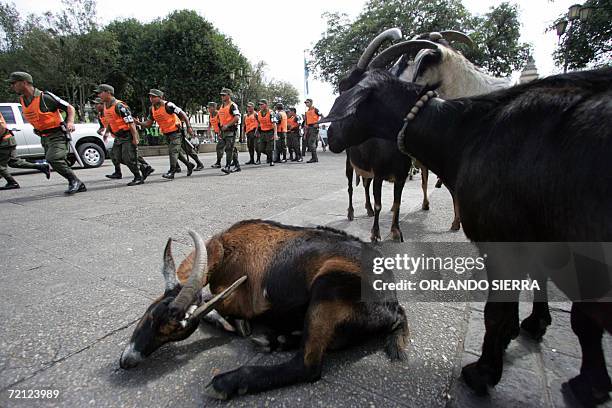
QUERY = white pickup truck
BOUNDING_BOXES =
[0,102,113,168]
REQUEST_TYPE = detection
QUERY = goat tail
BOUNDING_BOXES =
[355,175,361,186]
[385,305,409,361]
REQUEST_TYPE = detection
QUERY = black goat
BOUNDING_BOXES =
[120,220,408,399]
[325,67,612,406]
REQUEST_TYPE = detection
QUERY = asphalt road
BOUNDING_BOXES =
[0,150,610,408]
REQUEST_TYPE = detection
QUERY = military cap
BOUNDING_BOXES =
[219,87,232,95]
[304,98,313,104]
[92,97,103,104]
[275,102,284,109]
[258,99,268,105]
[6,72,33,83]
[94,84,114,94]
[207,101,217,108]
[246,102,255,107]
[148,89,163,97]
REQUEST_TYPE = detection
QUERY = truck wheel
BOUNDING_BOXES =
[77,143,105,168]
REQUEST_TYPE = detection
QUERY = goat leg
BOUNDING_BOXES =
[390,178,405,242]
[364,178,375,217]
[370,178,383,242]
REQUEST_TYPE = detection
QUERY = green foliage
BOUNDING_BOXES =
[552,0,611,70]
[310,0,531,89]
[0,1,297,119]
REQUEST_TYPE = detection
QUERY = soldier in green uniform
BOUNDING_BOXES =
[0,111,50,189]
[208,102,222,168]
[217,88,241,174]
[257,99,278,166]
[136,89,195,179]
[93,97,153,180]
[95,84,147,186]
[8,72,85,194]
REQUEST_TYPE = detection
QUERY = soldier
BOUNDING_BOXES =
[136,89,195,179]
[94,98,154,180]
[217,88,241,174]
[8,71,85,194]
[286,108,302,162]
[243,102,258,165]
[257,99,278,166]
[274,103,288,163]
[0,110,50,190]
[95,84,147,186]
[208,102,222,168]
[304,98,323,163]
[178,118,204,171]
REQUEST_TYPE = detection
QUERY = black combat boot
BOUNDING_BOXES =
[211,162,221,168]
[127,176,144,186]
[231,157,241,173]
[37,162,51,179]
[186,162,195,176]
[307,151,318,163]
[1,177,20,190]
[289,153,295,162]
[65,178,86,194]
[162,171,175,180]
[194,160,204,171]
[105,172,122,179]
[141,165,154,181]
[174,165,182,173]
[221,165,231,174]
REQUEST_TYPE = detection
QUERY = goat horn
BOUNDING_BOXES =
[440,30,473,48]
[356,27,403,70]
[161,237,179,292]
[368,40,439,70]
[170,230,209,313]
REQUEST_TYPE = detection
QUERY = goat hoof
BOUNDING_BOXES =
[391,229,404,242]
[205,382,229,400]
[450,222,461,231]
[366,207,375,217]
[347,208,354,221]
[422,202,430,211]
[370,233,381,243]
[462,362,496,396]
[520,315,551,342]
[562,375,612,407]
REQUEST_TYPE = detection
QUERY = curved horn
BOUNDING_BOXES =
[169,230,208,313]
[356,27,403,70]
[368,40,439,70]
[161,238,179,292]
[440,30,473,48]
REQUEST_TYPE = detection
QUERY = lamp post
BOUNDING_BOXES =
[556,3,593,73]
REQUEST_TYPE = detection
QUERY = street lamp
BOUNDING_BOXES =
[556,3,593,73]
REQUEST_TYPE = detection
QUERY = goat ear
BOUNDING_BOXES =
[412,49,442,82]
[161,238,179,292]
[324,85,372,123]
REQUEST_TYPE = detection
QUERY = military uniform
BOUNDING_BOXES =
[257,100,277,166]
[145,91,195,179]
[274,103,288,162]
[209,103,222,168]
[286,110,302,162]
[217,88,241,174]
[0,112,50,189]
[304,99,322,163]
[9,72,85,194]
[243,103,258,164]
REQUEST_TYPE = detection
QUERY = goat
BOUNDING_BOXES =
[325,65,612,406]
[119,220,409,400]
[369,30,512,232]
[342,28,428,243]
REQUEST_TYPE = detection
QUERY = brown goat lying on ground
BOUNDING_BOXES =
[120,219,409,399]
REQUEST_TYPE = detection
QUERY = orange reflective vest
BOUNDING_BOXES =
[276,111,287,133]
[258,110,274,132]
[104,100,131,134]
[209,113,220,133]
[305,107,320,126]
[218,103,236,127]
[287,115,299,131]
[245,113,258,133]
[152,103,181,134]
[20,93,63,133]
[98,113,109,129]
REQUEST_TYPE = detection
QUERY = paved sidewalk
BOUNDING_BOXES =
[0,151,610,407]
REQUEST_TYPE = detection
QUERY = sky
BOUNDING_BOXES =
[15,0,581,114]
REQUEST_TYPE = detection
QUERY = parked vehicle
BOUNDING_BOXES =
[0,103,113,168]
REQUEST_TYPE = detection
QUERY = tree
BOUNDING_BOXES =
[310,0,530,89]
[552,0,611,70]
